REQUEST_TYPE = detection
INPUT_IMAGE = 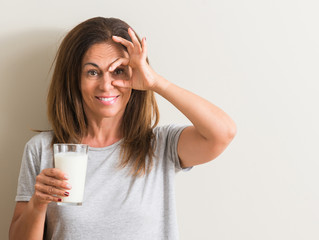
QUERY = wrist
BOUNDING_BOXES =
[30,195,48,213]
[149,74,171,93]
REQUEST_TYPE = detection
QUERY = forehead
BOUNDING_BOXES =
[82,42,128,66]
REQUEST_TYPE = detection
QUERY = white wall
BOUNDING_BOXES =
[1,0,319,239]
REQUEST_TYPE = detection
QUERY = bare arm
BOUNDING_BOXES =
[9,199,47,240]
[151,77,237,168]
[9,168,70,240]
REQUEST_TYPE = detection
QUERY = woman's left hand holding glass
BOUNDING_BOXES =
[111,28,160,91]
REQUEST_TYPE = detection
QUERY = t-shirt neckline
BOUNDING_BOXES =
[88,139,123,151]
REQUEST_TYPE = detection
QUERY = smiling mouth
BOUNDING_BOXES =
[95,96,120,105]
[96,96,118,102]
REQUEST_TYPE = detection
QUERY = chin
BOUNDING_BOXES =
[99,109,125,119]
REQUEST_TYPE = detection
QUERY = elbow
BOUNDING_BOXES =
[216,123,237,154]
[228,122,237,142]
[206,125,237,162]
[219,120,236,146]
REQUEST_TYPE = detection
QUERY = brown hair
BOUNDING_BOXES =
[47,17,159,177]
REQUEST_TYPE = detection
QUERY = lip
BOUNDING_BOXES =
[95,95,119,105]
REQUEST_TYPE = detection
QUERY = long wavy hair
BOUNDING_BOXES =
[47,17,159,177]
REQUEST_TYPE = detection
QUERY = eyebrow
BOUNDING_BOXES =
[83,58,121,70]
[83,62,99,68]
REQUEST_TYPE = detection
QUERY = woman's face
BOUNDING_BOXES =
[80,42,132,123]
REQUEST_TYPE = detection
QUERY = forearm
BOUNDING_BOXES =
[9,196,47,240]
[151,75,236,142]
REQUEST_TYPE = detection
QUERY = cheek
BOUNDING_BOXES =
[122,89,132,103]
[80,88,94,107]
[81,81,94,97]
[80,79,86,95]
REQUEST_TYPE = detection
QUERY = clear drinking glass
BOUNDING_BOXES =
[53,144,89,206]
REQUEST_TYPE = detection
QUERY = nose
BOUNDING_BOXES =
[99,73,114,91]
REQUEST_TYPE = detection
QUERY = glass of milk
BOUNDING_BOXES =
[53,144,89,206]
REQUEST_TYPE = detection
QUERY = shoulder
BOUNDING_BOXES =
[153,124,189,136]
[152,124,193,172]
[27,131,53,145]
[153,124,190,144]
[153,124,188,134]
[20,131,54,172]
[25,131,54,154]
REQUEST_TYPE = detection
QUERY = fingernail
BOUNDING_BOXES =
[66,184,72,189]
[64,192,69,197]
[64,174,69,180]
[58,198,62,202]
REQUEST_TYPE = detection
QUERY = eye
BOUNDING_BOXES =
[113,68,125,75]
[88,69,99,76]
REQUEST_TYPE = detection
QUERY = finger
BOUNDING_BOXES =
[42,168,69,180]
[127,27,142,52]
[112,79,133,89]
[36,174,72,190]
[112,35,134,51]
[35,182,70,197]
[141,37,147,58]
[108,57,130,72]
[34,190,62,203]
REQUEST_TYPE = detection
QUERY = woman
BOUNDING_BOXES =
[9,17,236,239]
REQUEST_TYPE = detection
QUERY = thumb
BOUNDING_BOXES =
[111,80,132,89]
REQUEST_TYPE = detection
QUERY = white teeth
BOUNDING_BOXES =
[99,97,116,102]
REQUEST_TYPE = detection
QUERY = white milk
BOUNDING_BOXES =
[54,152,88,204]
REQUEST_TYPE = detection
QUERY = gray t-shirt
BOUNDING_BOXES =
[15,124,193,240]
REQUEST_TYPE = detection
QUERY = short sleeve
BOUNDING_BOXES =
[154,124,193,173]
[15,141,40,202]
